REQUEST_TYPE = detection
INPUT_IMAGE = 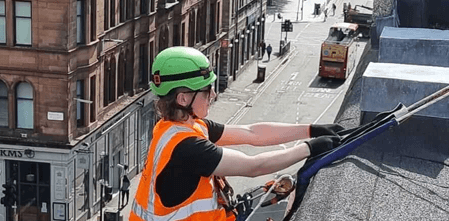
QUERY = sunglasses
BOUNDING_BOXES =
[183,85,213,95]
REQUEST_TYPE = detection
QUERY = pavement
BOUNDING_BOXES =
[90,1,331,220]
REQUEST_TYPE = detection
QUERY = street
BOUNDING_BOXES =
[208,0,371,219]
[96,0,372,220]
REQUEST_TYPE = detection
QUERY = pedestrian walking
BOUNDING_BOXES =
[121,165,130,208]
[266,44,272,61]
[324,8,328,22]
[260,41,266,59]
[332,3,336,16]
[129,46,343,221]
[121,174,130,207]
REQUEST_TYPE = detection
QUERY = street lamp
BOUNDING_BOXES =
[296,0,305,21]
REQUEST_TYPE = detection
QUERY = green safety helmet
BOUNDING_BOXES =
[150,47,217,96]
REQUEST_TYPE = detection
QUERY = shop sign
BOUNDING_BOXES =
[54,168,66,200]
[0,149,23,158]
[221,40,229,48]
[77,152,90,169]
[47,112,64,121]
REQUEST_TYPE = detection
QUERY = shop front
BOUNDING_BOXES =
[0,92,157,221]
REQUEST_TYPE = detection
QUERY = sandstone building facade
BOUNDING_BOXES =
[0,0,264,220]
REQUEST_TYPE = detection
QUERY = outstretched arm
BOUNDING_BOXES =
[213,142,311,177]
[215,122,310,147]
[212,135,341,177]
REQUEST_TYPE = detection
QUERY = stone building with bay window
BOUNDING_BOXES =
[0,0,263,219]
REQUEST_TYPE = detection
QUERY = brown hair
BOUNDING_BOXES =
[155,88,191,122]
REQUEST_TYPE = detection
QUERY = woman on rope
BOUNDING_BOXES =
[129,46,343,221]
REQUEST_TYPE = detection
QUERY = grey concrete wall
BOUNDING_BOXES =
[379,27,449,67]
[361,62,449,119]
[360,62,449,155]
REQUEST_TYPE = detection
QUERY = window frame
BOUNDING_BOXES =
[138,44,148,84]
[90,76,96,123]
[90,0,96,41]
[15,82,33,129]
[140,0,148,15]
[77,0,85,44]
[76,80,85,127]
[120,0,125,22]
[110,0,115,27]
[14,1,32,46]
[0,0,6,44]
[0,80,8,127]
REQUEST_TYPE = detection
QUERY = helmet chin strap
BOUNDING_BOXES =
[177,91,200,119]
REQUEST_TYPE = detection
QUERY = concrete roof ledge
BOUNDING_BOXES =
[361,62,449,119]
[379,27,449,67]
[293,62,449,221]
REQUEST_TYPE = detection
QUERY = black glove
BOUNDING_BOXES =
[310,123,345,137]
[305,136,341,158]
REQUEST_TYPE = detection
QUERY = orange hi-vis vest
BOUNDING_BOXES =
[129,119,234,221]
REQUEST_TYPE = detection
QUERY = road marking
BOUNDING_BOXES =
[313,89,344,124]
[227,49,299,125]
[295,23,311,40]
[290,72,298,81]
[307,72,318,87]
[296,91,305,124]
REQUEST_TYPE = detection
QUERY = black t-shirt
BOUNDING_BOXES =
[155,119,224,207]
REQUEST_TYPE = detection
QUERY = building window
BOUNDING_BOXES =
[0,81,7,127]
[109,57,116,102]
[90,0,96,41]
[90,76,96,122]
[77,0,85,44]
[0,0,6,44]
[173,24,179,46]
[14,1,31,46]
[150,0,154,12]
[120,0,125,22]
[104,0,109,30]
[76,80,84,127]
[117,52,125,96]
[110,0,115,27]
[126,0,131,20]
[216,2,220,35]
[103,60,110,106]
[181,23,185,46]
[150,41,154,77]
[139,44,148,84]
[209,3,216,42]
[16,82,33,129]
[141,0,148,14]
[196,9,200,44]
[188,11,195,47]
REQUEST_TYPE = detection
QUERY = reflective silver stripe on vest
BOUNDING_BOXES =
[149,125,193,216]
[132,192,219,221]
[196,122,209,139]
[132,124,218,220]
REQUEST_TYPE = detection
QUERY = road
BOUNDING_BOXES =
[217,0,372,219]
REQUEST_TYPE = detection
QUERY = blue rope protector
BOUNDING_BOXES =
[282,85,449,221]
[282,103,405,221]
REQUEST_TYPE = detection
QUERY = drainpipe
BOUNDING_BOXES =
[233,0,238,81]
[130,2,136,96]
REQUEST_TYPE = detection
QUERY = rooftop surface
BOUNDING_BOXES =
[381,26,449,40]
[290,46,449,220]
